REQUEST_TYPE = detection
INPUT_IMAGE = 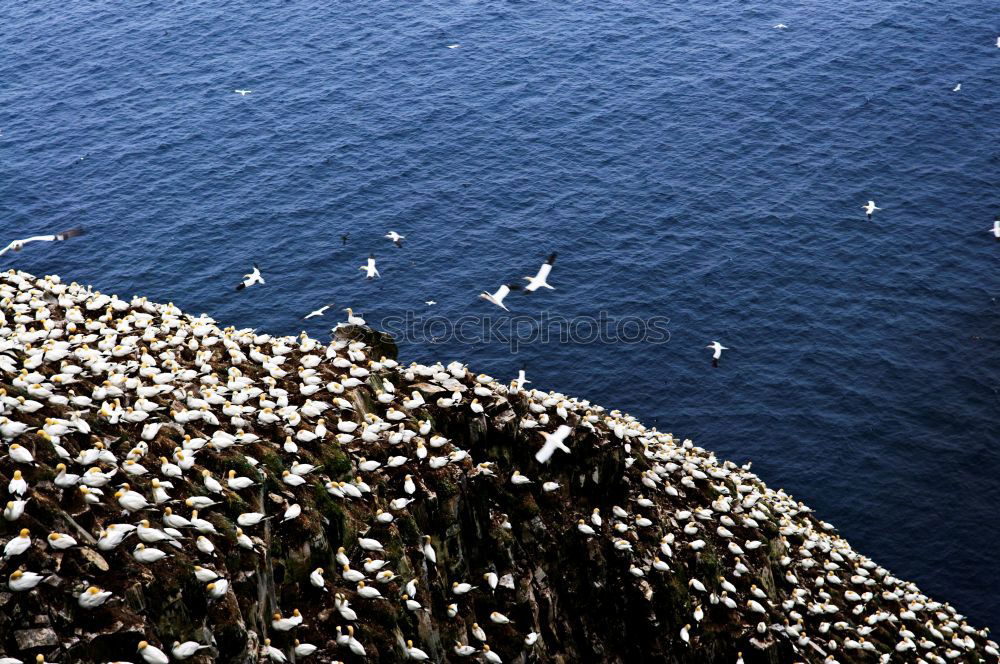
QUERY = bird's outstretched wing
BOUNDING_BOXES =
[0,228,84,256]
[55,227,85,241]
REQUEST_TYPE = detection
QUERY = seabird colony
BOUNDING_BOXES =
[0,268,995,663]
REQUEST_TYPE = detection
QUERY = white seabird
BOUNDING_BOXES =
[524,252,557,292]
[953,83,961,92]
[304,304,332,319]
[535,424,573,463]
[137,641,170,664]
[344,307,366,326]
[0,228,85,256]
[236,264,264,291]
[774,23,787,29]
[991,216,1000,240]
[479,283,520,311]
[706,341,729,368]
[385,231,405,247]
[862,200,881,220]
[234,89,252,96]
[360,254,381,279]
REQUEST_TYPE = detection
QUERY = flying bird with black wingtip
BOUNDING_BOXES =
[360,254,381,279]
[0,228,85,256]
[480,283,521,311]
[236,264,264,291]
[524,252,557,292]
[706,341,729,368]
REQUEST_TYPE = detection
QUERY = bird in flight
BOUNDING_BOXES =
[341,233,349,246]
[706,341,729,368]
[990,216,999,241]
[447,44,460,49]
[425,300,437,306]
[774,24,787,29]
[234,89,252,96]
[536,425,573,464]
[304,305,332,319]
[862,200,881,220]
[385,231,405,247]
[0,228,85,256]
[524,253,557,292]
[479,283,521,311]
[511,368,530,392]
[236,264,264,291]
[360,254,381,279]
[952,83,962,92]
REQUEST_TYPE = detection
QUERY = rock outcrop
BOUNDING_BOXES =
[0,269,995,664]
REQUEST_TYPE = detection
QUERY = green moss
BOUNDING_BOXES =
[223,491,249,515]
[512,493,541,519]
[493,526,515,547]
[385,537,405,566]
[226,454,259,480]
[210,512,237,540]
[435,476,459,500]
[258,448,284,477]
[366,594,402,630]
[313,483,347,547]
[395,514,420,543]
[698,547,723,585]
[320,443,352,478]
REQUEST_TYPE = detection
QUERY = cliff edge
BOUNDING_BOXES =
[0,269,995,664]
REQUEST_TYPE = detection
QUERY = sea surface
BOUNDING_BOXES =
[2,0,998,626]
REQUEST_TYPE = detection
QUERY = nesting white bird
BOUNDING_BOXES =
[171,641,210,660]
[137,641,170,664]
[344,307,366,326]
[78,586,112,609]
[3,528,31,558]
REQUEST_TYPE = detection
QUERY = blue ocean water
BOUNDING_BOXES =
[2,0,998,626]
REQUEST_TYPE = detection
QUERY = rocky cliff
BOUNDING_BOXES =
[0,269,995,664]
